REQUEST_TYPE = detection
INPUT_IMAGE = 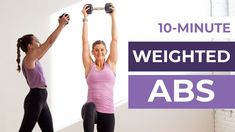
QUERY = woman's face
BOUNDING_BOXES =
[92,44,107,61]
[29,36,41,49]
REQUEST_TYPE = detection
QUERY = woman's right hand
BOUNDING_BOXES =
[109,3,115,17]
[82,4,89,18]
[59,14,70,26]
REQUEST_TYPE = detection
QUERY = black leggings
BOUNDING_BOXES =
[19,88,53,132]
[81,102,115,132]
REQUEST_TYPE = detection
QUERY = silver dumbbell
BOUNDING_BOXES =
[86,3,113,14]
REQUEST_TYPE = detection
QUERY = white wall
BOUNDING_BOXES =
[114,104,214,132]
[215,109,235,132]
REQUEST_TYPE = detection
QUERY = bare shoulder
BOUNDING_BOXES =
[24,53,37,69]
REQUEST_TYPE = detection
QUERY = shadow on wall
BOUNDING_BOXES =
[58,102,214,132]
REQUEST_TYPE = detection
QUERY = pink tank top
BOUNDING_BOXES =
[86,63,116,113]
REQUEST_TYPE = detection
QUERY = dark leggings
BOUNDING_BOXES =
[82,102,115,132]
[19,88,53,132]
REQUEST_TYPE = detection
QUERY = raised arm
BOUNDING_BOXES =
[36,14,69,60]
[82,5,93,76]
[107,3,118,72]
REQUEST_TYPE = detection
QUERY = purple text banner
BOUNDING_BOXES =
[129,75,235,108]
[129,42,235,71]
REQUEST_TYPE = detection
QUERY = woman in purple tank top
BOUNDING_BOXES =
[16,14,69,132]
[81,3,118,132]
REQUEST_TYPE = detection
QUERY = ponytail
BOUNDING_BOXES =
[16,38,22,72]
[16,34,34,73]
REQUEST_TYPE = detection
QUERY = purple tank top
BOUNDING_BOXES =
[86,63,116,113]
[22,60,47,89]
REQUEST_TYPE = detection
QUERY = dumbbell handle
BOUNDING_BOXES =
[93,7,105,10]
[85,3,113,14]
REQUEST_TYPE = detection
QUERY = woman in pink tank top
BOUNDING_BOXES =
[81,3,118,132]
[16,14,69,132]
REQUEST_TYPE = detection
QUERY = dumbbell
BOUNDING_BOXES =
[86,3,113,14]
[59,13,70,25]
